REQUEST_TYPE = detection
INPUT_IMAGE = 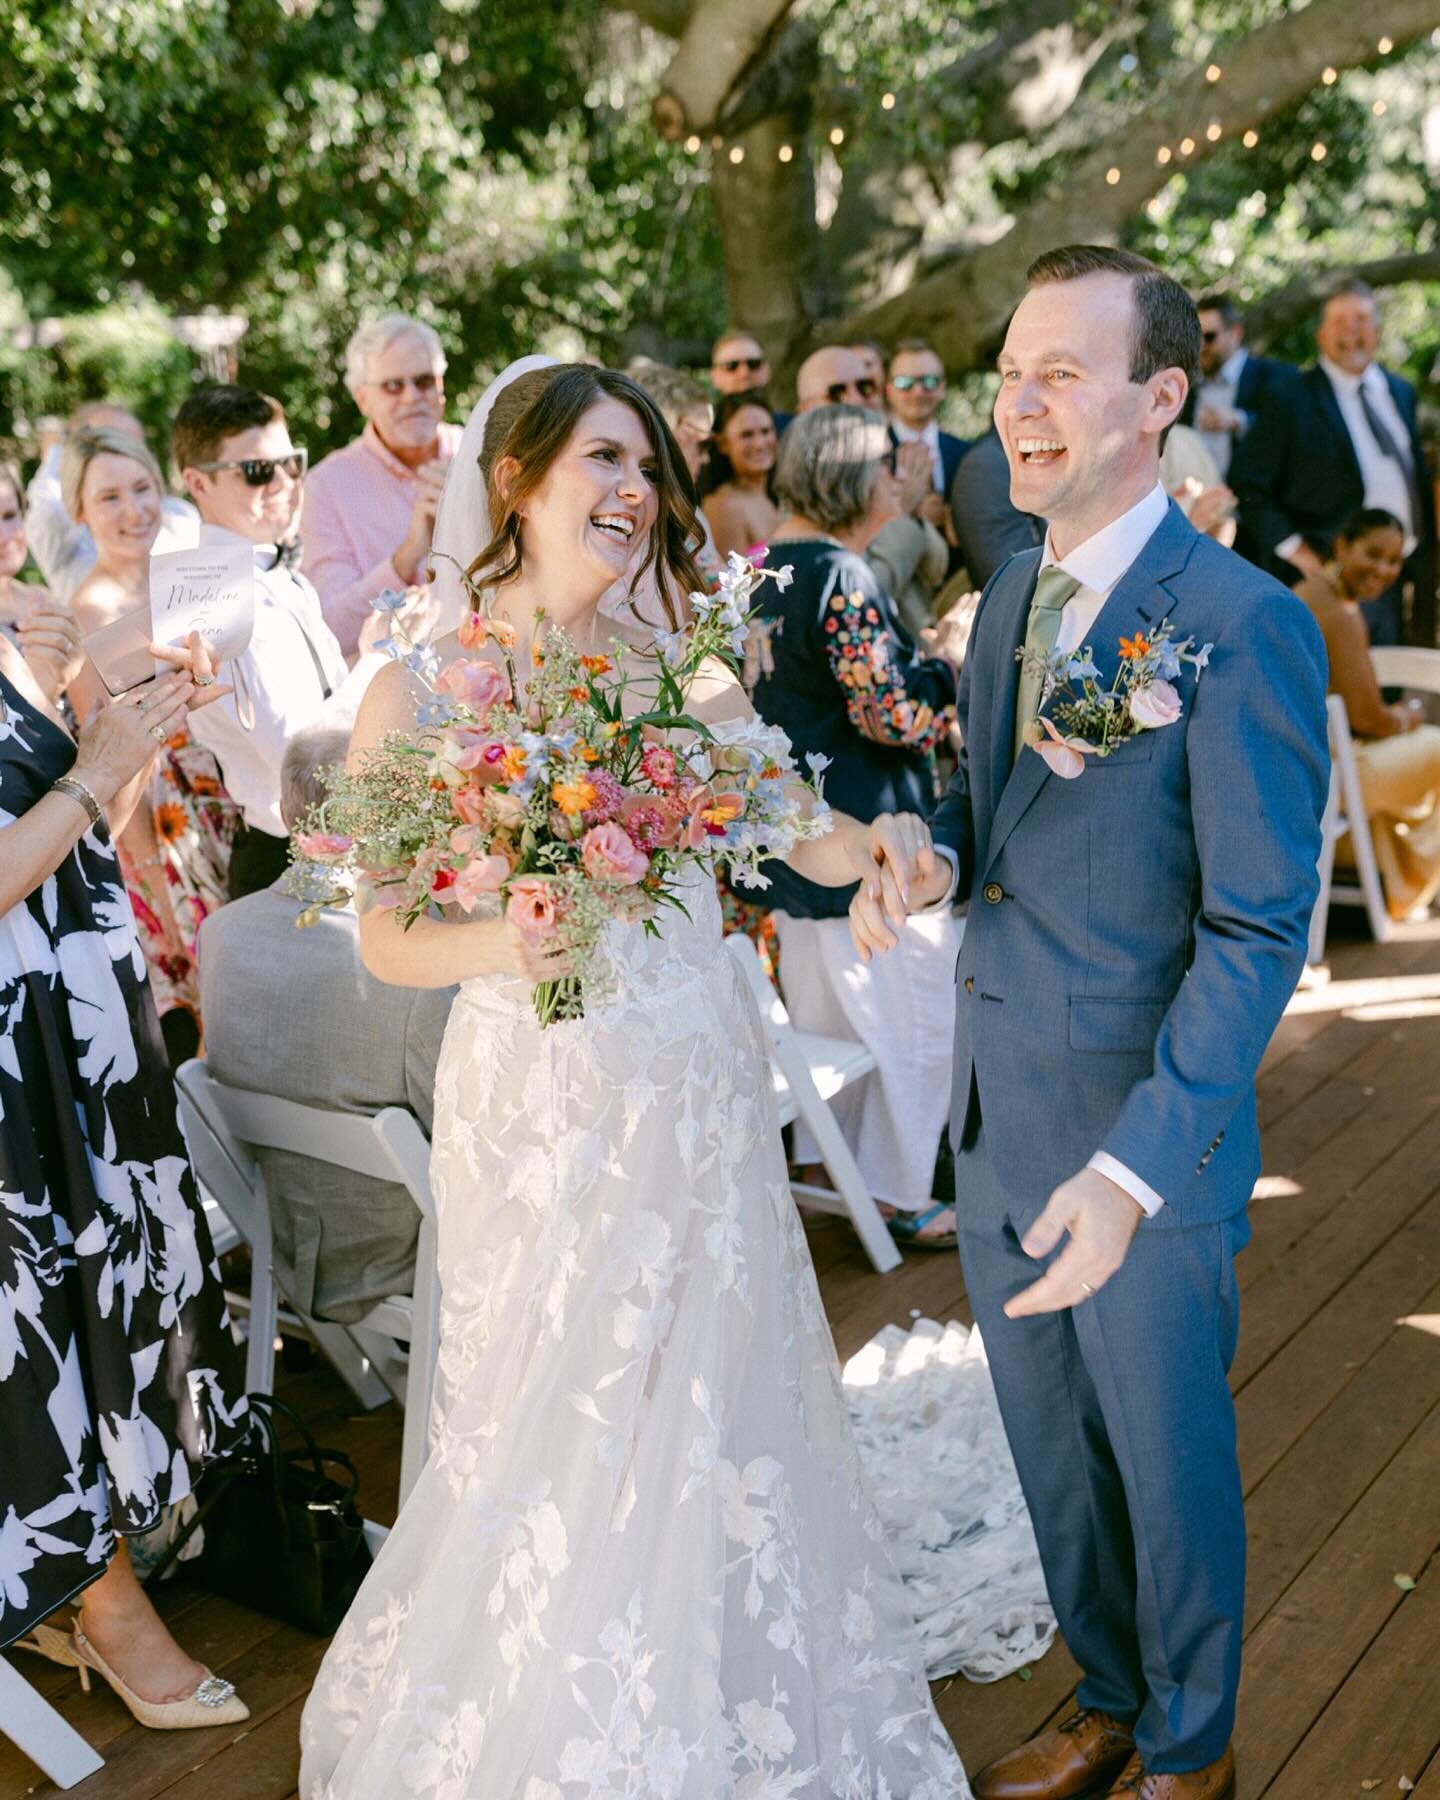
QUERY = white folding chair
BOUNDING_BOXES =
[0,1653,104,1789]
[1310,649,1440,957]
[174,1062,442,1509]
[724,933,901,1274]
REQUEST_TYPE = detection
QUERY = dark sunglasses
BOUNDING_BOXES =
[374,372,441,396]
[825,377,880,404]
[890,373,944,392]
[716,356,767,374]
[193,448,309,486]
[1200,330,1222,344]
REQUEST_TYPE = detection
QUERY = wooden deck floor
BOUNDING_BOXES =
[6,916,1440,1800]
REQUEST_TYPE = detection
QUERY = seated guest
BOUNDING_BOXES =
[1185,293,1295,479]
[199,729,457,1322]
[1232,280,1434,645]
[24,402,199,603]
[303,314,461,656]
[2,624,249,1725]
[749,404,963,1249]
[1296,508,1440,919]
[703,392,781,559]
[1,458,84,703]
[885,339,970,526]
[948,425,1043,588]
[64,428,237,1062]
[174,384,414,900]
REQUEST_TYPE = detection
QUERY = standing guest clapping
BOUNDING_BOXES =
[303,315,461,656]
[24,402,199,604]
[175,385,434,900]
[702,391,781,559]
[3,627,249,1726]
[64,429,238,1062]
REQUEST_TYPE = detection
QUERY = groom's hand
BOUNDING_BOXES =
[1004,1167,1145,1317]
[848,814,949,960]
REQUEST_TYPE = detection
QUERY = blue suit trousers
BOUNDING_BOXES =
[956,1120,1249,1773]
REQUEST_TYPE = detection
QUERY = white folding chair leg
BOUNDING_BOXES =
[397,1214,441,1508]
[243,1253,279,1394]
[1308,763,1340,966]
[0,1655,104,1788]
[1335,722,1393,946]
[772,1036,901,1274]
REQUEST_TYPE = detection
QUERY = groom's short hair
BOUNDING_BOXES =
[1026,245,1200,395]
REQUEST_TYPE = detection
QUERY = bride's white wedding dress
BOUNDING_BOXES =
[300,868,987,1798]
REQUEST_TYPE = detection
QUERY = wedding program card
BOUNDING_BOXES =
[148,543,256,664]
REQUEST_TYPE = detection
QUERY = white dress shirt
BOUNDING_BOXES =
[891,419,946,494]
[937,481,1173,1216]
[186,524,383,836]
[1316,357,1417,553]
[1193,346,1249,478]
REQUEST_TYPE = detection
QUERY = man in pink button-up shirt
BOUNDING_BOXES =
[304,314,463,655]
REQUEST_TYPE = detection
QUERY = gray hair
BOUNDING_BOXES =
[627,360,713,434]
[773,405,890,534]
[280,727,350,830]
[344,313,447,397]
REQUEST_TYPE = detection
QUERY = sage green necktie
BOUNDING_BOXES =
[1013,564,1082,763]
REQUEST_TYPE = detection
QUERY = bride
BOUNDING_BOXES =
[299,358,973,1798]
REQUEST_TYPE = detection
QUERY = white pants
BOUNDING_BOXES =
[776,908,962,1211]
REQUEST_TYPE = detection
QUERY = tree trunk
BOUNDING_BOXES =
[652,0,798,138]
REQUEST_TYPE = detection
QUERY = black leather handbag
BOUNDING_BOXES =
[150,1393,372,1635]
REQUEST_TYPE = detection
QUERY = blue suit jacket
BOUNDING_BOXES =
[930,503,1329,1226]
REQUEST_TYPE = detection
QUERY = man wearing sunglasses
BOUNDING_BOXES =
[886,341,970,510]
[303,314,461,656]
[709,330,773,399]
[176,385,400,899]
[1181,295,1293,482]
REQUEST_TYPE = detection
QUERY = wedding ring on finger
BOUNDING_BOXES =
[194,673,217,687]
[1079,1280,1098,1299]
[150,722,169,743]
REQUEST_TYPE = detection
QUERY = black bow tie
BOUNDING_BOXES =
[269,539,303,572]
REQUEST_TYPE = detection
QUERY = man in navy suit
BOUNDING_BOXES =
[887,340,971,571]
[1182,293,1295,479]
[1231,281,1435,645]
[855,246,1328,1800]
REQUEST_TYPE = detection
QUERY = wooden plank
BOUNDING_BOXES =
[149,1695,306,1800]
[933,1645,1081,1784]
[1235,1183,1440,1490]
[1234,1400,1440,1797]
[1243,1272,1440,1626]
[1261,1558,1440,1798]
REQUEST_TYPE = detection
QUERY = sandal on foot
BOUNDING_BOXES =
[885,1201,958,1252]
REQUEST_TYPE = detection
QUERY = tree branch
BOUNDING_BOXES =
[834,0,1440,369]
[615,0,691,39]
[1246,250,1440,345]
[652,0,801,139]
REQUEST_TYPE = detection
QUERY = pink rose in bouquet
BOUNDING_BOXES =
[453,854,511,912]
[451,782,491,826]
[294,830,354,861]
[452,733,511,781]
[506,875,562,946]
[581,821,650,885]
[436,658,510,717]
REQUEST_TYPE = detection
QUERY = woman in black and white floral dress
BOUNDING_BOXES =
[0,629,250,1729]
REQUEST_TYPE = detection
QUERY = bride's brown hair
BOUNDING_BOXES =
[465,364,706,629]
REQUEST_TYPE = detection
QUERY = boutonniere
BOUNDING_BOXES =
[1015,621,1213,779]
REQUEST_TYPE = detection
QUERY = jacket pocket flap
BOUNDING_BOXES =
[1085,733,1156,768]
[1069,996,1169,1052]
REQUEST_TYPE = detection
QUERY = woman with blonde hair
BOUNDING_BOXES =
[64,427,237,1061]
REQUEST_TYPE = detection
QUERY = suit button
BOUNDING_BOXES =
[983,883,1004,905]
[964,977,974,994]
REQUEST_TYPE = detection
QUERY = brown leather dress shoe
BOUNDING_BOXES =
[1102,1745,1237,1799]
[972,1708,1137,1799]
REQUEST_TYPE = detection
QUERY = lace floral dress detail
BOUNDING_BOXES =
[300,866,972,1799]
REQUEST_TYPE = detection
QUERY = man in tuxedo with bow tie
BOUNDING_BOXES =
[1231,280,1435,646]
[854,246,1329,1799]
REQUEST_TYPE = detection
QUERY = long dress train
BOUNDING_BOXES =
[300,870,972,1798]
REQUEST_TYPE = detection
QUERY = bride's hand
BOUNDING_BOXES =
[479,914,575,984]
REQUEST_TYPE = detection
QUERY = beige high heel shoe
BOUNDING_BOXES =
[16,1621,250,1730]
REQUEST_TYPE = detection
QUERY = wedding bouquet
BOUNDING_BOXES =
[284,553,833,1026]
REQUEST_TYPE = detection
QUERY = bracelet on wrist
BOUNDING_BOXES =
[50,775,104,830]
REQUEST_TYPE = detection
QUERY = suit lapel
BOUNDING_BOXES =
[983,503,1197,873]
[973,550,1042,840]
[1309,366,1363,489]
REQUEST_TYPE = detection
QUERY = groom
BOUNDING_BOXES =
[854,246,1329,1799]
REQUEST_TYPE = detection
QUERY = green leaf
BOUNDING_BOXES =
[1016,1666,1032,1682]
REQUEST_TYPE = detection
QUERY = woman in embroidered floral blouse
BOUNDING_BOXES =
[748,404,964,1249]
